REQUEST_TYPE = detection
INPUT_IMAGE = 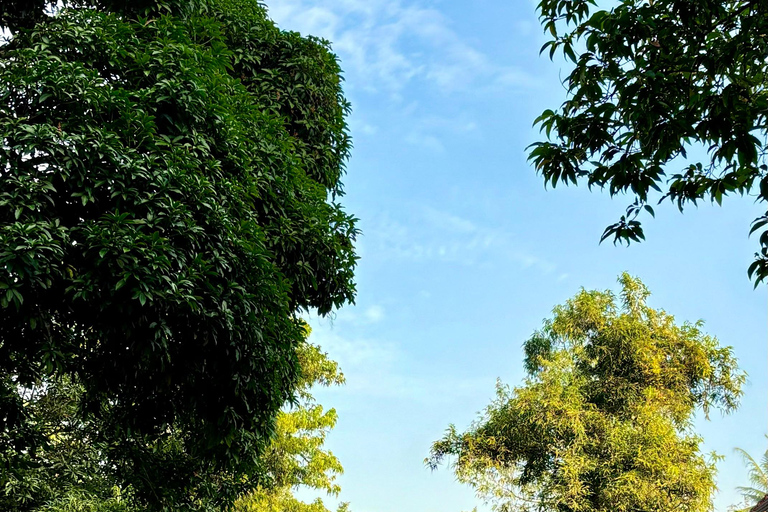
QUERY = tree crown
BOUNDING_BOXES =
[429,274,744,512]
[0,1,357,508]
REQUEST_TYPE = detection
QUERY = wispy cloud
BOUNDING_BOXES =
[364,305,386,323]
[306,321,488,403]
[310,327,399,368]
[365,206,557,275]
[266,0,538,97]
[405,132,445,152]
[404,114,481,152]
[330,304,387,325]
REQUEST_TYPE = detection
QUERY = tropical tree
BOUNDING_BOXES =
[527,0,768,283]
[0,0,357,509]
[429,274,745,512]
[731,439,768,512]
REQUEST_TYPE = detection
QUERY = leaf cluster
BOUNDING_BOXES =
[235,335,350,512]
[528,0,768,283]
[0,377,141,512]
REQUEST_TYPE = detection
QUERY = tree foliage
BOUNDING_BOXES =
[235,337,350,512]
[528,0,768,283]
[1,377,141,512]
[2,329,351,512]
[0,0,357,509]
[428,274,744,512]
[0,0,55,32]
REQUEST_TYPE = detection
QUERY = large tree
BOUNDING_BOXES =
[528,0,768,283]
[0,0,357,509]
[428,274,744,512]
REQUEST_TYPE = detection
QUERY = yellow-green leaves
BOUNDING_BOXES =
[236,333,350,512]
[429,274,744,512]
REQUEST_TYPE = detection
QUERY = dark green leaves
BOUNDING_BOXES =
[0,0,55,32]
[529,0,768,284]
[0,1,357,509]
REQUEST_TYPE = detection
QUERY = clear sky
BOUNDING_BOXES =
[265,1,768,511]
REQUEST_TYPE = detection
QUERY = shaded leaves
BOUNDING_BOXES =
[529,0,768,284]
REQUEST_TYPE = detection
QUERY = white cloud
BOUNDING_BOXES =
[491,67,539,90]
[422,206,477,234]
[326,303,387,326]
[364,305,386,323]
[306,320,488,403]
[366,206,558,275]
[404,113,482,152]
[265,0,538,97]
[358,123,378,135]
[309,327,399,368]
[405,131,445,152]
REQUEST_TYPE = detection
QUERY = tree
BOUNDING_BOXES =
[1,329,351,512]
[0,0,357,509]
[1,377,141,512]
[731,438,768,512]
[527,0,768,283]
[428,274,745,512]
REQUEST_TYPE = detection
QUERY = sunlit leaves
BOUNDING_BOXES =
[429,274,744,512]
[236,331,350,512]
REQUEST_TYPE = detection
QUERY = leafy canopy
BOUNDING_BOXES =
[0,0,357,508]
[429,274,745,512]
[528,0,768,284]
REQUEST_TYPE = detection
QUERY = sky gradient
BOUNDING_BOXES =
[266,1,768,510]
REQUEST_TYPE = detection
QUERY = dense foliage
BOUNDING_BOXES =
[528,0,768,283]
[429,274,744,512]
[235,336,350,512]
[1,377,141,512]
[0,0,357,509]
[2,330,351,512]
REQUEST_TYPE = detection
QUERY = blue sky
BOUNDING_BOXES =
[265,1,768,510]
